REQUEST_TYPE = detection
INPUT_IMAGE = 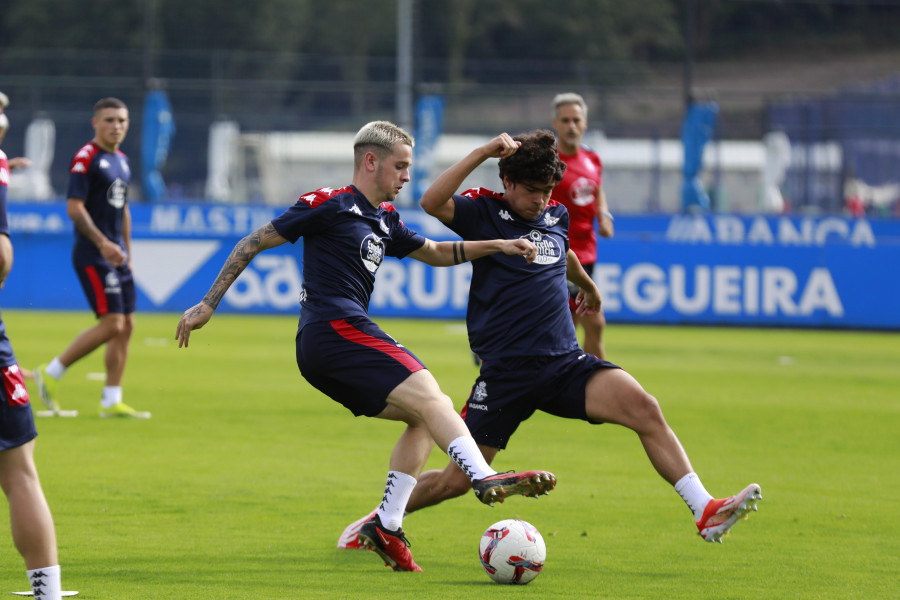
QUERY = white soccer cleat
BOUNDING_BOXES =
[696,483,762,543]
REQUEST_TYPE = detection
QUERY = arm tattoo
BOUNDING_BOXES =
[453,240,467,265]
[202,224,272,308]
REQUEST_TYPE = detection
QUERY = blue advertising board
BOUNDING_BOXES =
[4,202,899,330]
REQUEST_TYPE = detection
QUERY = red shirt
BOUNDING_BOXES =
[553,147,603,264]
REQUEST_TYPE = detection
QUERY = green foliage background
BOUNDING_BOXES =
[0,311,897,598]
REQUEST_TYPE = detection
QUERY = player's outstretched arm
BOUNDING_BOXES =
[421,133,520,224]
[409,238,537,267]
[176,222,287,348]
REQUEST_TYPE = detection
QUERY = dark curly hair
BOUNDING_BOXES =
[498,129,566,187]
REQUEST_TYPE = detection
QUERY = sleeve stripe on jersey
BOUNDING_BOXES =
[298,185,352,208]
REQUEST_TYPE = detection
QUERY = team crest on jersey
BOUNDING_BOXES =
[104,271,122,294]
[360,233,385,273]
[523,229,562,265]
[570,176,597,206]
[107,178,127,209]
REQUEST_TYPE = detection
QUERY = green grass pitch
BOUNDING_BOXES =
[0,310,897,599]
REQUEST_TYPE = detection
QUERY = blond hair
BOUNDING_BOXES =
[353,121,414,169]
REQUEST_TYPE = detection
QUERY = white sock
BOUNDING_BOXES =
[101,386,123,408]
[447,436,496,481]
[27,565,61,600]
[46,358,66,380]
[674,472,714,521]
[376,471,417,531]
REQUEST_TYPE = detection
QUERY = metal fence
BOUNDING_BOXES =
[2,48,898,214]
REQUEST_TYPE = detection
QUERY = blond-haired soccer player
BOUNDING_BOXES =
[177,121,556,572]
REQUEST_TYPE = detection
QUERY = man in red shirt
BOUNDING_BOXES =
[551,93,613,359]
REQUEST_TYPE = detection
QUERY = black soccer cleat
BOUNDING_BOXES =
[472,470,556,507]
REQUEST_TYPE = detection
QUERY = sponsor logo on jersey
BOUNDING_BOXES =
[379,218,390,235]
[524,229,563,265]
[107,178,127,209]
[349,204,362,216]
[543,214,559,227]
[71,162,87,173]
[100,158,111,169]
[499,210,513,221]
[360,233,385,273]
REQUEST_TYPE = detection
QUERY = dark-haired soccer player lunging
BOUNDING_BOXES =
[339,130,760,549]
[177,121,555,572]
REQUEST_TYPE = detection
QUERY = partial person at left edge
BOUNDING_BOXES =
[0,92,31,171]
[33,97,150,419]
[0,111,65,600]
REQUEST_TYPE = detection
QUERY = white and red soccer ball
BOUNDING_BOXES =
[479,518,546,584]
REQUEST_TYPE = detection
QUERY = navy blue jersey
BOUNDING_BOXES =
[67,142,130,266]
[448,188,580,360]
[271,185,426,328]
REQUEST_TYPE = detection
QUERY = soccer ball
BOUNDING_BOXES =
[478,518,546,584]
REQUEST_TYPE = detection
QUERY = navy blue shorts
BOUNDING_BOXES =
[0,363,37,451]
[462,350,619,450]
[296,316,427,417]
[74,262,136,317]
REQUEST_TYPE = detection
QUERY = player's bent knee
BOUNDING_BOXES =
[632,392,667,429]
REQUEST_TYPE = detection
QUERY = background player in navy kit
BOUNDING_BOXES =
[175,121,555,572]
[34,98,150,419]
[340,130,761,547]
[551,93,613,359]
[0,113,64,600]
